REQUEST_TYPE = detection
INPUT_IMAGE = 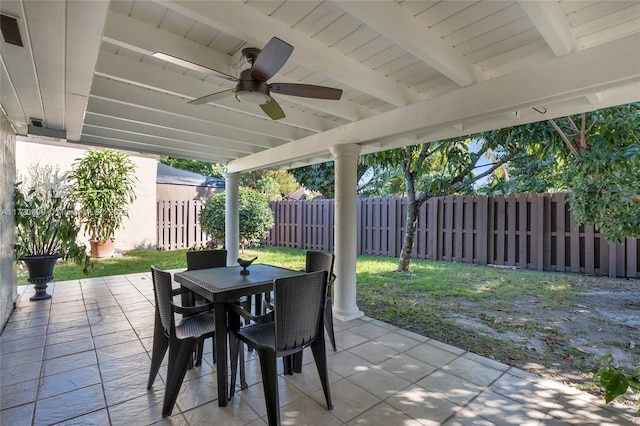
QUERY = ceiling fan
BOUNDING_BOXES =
[154,37,342,120]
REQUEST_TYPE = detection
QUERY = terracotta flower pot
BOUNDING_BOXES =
[90,238,116,258]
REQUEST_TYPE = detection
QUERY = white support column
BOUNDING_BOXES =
[330,144,364,321]
[223,172,240,266]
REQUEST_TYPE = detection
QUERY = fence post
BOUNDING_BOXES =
[626,237,638,278]
[518,194,528,268]
[507,193,516,266]
[495,195,505,265]
[551,194,568,272]
[454,195,463,261]
[533,194,545,271]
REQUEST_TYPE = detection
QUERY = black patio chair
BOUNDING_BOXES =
[186,248,227,271]
[263,250,337,375]
[186,249,251,386]
[228,270,332,426]
[147,266,216,418]
[305,251,337,352]
[184,249,227,366]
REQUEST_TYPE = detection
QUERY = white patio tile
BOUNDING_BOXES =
[1,275,638,425]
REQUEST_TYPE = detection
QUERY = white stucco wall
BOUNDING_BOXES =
[1,113,17,329]
[16,138,157,251]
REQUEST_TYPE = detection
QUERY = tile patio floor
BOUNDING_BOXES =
[1,272,637,425]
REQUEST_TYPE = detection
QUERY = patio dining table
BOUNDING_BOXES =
[174,264,305,407]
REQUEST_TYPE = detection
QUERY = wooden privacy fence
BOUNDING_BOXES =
[157,200,209,251]
[157,195,639,277]
[266,194,639,278]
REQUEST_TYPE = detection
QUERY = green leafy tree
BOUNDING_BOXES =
[290,162,336,197]
[353,165,407,198]
[198,187,274,252]
[256,176,281,201]
[365,135,528,272]
[159,156,226,178]
[290,160,372,198]
[67,149,137,242]
[240,170,299,199]
[486,103,640,242]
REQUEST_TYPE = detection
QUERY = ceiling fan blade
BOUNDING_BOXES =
[260,98,286,120]
[189,89,234,105]
[270,83,343,100]
[251,37,293,83]
[152,52,238,82]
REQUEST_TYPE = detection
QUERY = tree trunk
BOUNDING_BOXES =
[397,198,419,272]
[397,172,418,272]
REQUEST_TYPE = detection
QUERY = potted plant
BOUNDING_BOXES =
[67,149,137,258]
[14,165,91,300]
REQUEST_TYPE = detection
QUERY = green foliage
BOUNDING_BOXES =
[570,144,640,242]
[256,176,281,200]
[567,106,640,242]
[358,167,405,197]
[364,137,529,271]
[14,165,91,274]
[159,156,226,178]
[485,103,640,241]
[290,160,371,198]
[240,170,299,200]
[479,121,570,194]
[594,353,640,414]
[67,149,137,242]
[290,162,336,197]
[198,187,274,251]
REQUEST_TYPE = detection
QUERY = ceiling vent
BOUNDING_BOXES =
[1,14,23,47]
[30,118,43,127]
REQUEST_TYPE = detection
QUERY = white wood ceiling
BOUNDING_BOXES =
[1,0,639,172]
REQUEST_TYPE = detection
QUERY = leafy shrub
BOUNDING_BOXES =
[199,187,274,252]
[14,165,91,273]
[67,149,137,242]
[594,353,640,415]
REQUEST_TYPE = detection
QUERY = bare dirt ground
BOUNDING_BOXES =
[364,273,640,409]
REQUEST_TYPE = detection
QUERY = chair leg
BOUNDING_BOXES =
[292,352,303,374]
[180,288,202,370]
[147,314,169,389]
[282,355,293,375]
[229,333,240,398]
[324,296,337,351]
[162,338,196,418]
[257,349,281,426]
[310,338,333,410]
[194,340,205,367]
[228,312,247,397]
[239,344,247,390]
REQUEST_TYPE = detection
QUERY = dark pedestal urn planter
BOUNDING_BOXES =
[20,255,60,301]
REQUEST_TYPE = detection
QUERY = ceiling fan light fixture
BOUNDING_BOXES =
[235,90,270,105]
[235,77,270,105]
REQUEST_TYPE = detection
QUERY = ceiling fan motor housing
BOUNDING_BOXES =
[235,68,270,104]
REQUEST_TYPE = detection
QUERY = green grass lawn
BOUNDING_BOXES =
[20,246,578,310]
[16,246,310,285]
[17,245,580,344]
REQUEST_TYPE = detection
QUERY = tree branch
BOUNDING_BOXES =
[579,113,587,150]
[548,119,579,156]
[464,148,525,187]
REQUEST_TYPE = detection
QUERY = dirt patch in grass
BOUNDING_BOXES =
[360,270,640,409]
